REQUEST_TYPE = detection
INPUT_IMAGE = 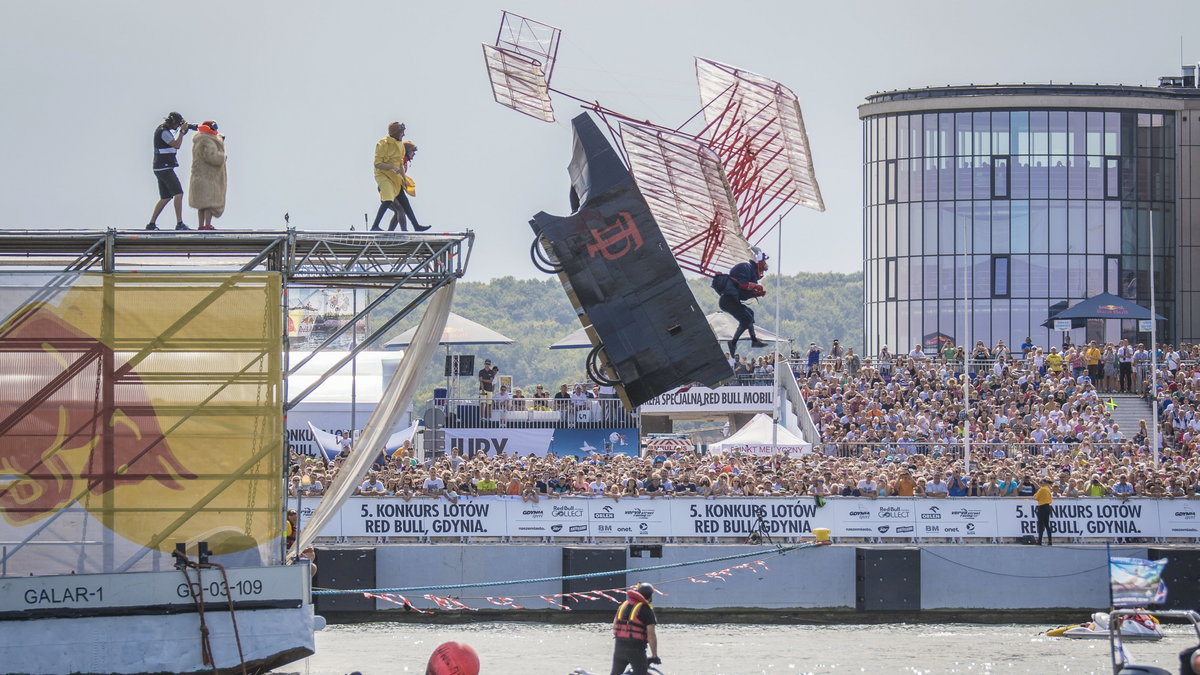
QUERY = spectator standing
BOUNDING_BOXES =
[830,339,844,372]
[925,474,949,498]
[147,111,192,230]
[478,359,498,394]
[189,121,226,231]
[1085,341,1103,383]
[1117,339,1135,393]
[806,343,823,377]
[1045,346,1064,375]
[1020,336,1035,360]
[878,345,893,378]
[1034,477,1053,545]
[947,469,968,497]
[846,348,861,378]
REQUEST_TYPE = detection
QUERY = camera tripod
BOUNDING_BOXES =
[745,513,775,545]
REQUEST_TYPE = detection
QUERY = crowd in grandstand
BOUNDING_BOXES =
[286,338,1200,502]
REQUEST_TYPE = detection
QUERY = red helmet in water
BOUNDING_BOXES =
[426,641,480,675]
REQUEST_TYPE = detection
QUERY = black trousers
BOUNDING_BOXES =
[1036,503,1052,544]
[1119,362,1133,392]
[610,641,649,675]
[719,294,755,341]
[389,191,419,230]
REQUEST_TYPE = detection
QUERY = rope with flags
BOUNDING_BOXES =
[364,559,773,613]
[314,541,828,613]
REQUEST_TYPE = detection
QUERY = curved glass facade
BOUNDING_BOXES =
[863,104,1176,354]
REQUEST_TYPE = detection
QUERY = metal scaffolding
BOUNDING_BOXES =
[0,230,473,574]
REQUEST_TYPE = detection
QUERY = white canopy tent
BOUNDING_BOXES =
[708,413,811,456]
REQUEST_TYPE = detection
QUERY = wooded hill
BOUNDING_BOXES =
[368,271,862,399]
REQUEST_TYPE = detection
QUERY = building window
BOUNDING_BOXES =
[885,159,897,203]
[1106,255,1120,294]
[992,255,1010,298]
[1104,156,1120,199]
[886,257,898,300]
[991,155,1009,199]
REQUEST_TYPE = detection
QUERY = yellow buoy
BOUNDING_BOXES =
[813,528,831,542]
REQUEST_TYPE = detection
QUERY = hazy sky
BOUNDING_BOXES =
[2,0,1197,282]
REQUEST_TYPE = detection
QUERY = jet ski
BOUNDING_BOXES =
[1046,611,1163,641]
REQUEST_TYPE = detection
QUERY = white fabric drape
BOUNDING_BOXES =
[293,281,455,556]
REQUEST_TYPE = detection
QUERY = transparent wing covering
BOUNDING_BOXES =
[620,122,751,276]
[482,12,561,123]
[482,44,555,123]
[695,57,825,240]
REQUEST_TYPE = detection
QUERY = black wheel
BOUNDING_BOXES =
[529,235,562,274]
[586,343,621,387]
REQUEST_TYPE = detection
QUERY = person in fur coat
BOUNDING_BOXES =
[189,121,226,230]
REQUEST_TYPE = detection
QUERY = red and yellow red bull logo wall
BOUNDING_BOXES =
[0,273,283,574]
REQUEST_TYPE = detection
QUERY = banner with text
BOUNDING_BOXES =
[441,428,638,457]
[302,497,1200,541]
[639,386,774,414]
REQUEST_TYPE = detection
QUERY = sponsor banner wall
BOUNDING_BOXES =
[442,428,553,456]
[669,499,833,538]
[301,497,1200,541]
[440,428,638,457]
[338,497,509,537]
[590,499,671,537]
[995,499,1161,540]
[639,386,774,413]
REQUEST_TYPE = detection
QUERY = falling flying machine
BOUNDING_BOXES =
[483,11,824,408]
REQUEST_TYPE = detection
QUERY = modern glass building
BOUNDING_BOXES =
[859,75,1200,354]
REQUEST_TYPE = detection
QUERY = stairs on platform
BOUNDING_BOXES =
[1103,393,1154,438]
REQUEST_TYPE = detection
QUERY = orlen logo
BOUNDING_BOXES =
[594,505,615,519]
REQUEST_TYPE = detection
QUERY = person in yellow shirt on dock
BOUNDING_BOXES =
[1034,478,1053,546]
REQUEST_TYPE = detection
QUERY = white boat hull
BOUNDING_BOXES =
[0,565,315,675]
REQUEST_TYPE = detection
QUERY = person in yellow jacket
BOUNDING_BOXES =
[1034,478,1053,546]
[1084,340,1103,382]
[369,122,429,232]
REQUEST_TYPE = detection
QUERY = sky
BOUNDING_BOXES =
[2,0,1199,282]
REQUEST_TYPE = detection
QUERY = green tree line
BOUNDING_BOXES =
[367,271,862,402]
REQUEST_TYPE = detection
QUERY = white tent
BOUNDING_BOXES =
[708,413,811,456]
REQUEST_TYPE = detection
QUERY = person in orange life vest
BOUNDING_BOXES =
[610,583,660,675]
[718,247,769,356]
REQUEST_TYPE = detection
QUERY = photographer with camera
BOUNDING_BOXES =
[147,112,192,230]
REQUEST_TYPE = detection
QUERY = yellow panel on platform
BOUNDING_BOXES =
[0,273,283,574]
